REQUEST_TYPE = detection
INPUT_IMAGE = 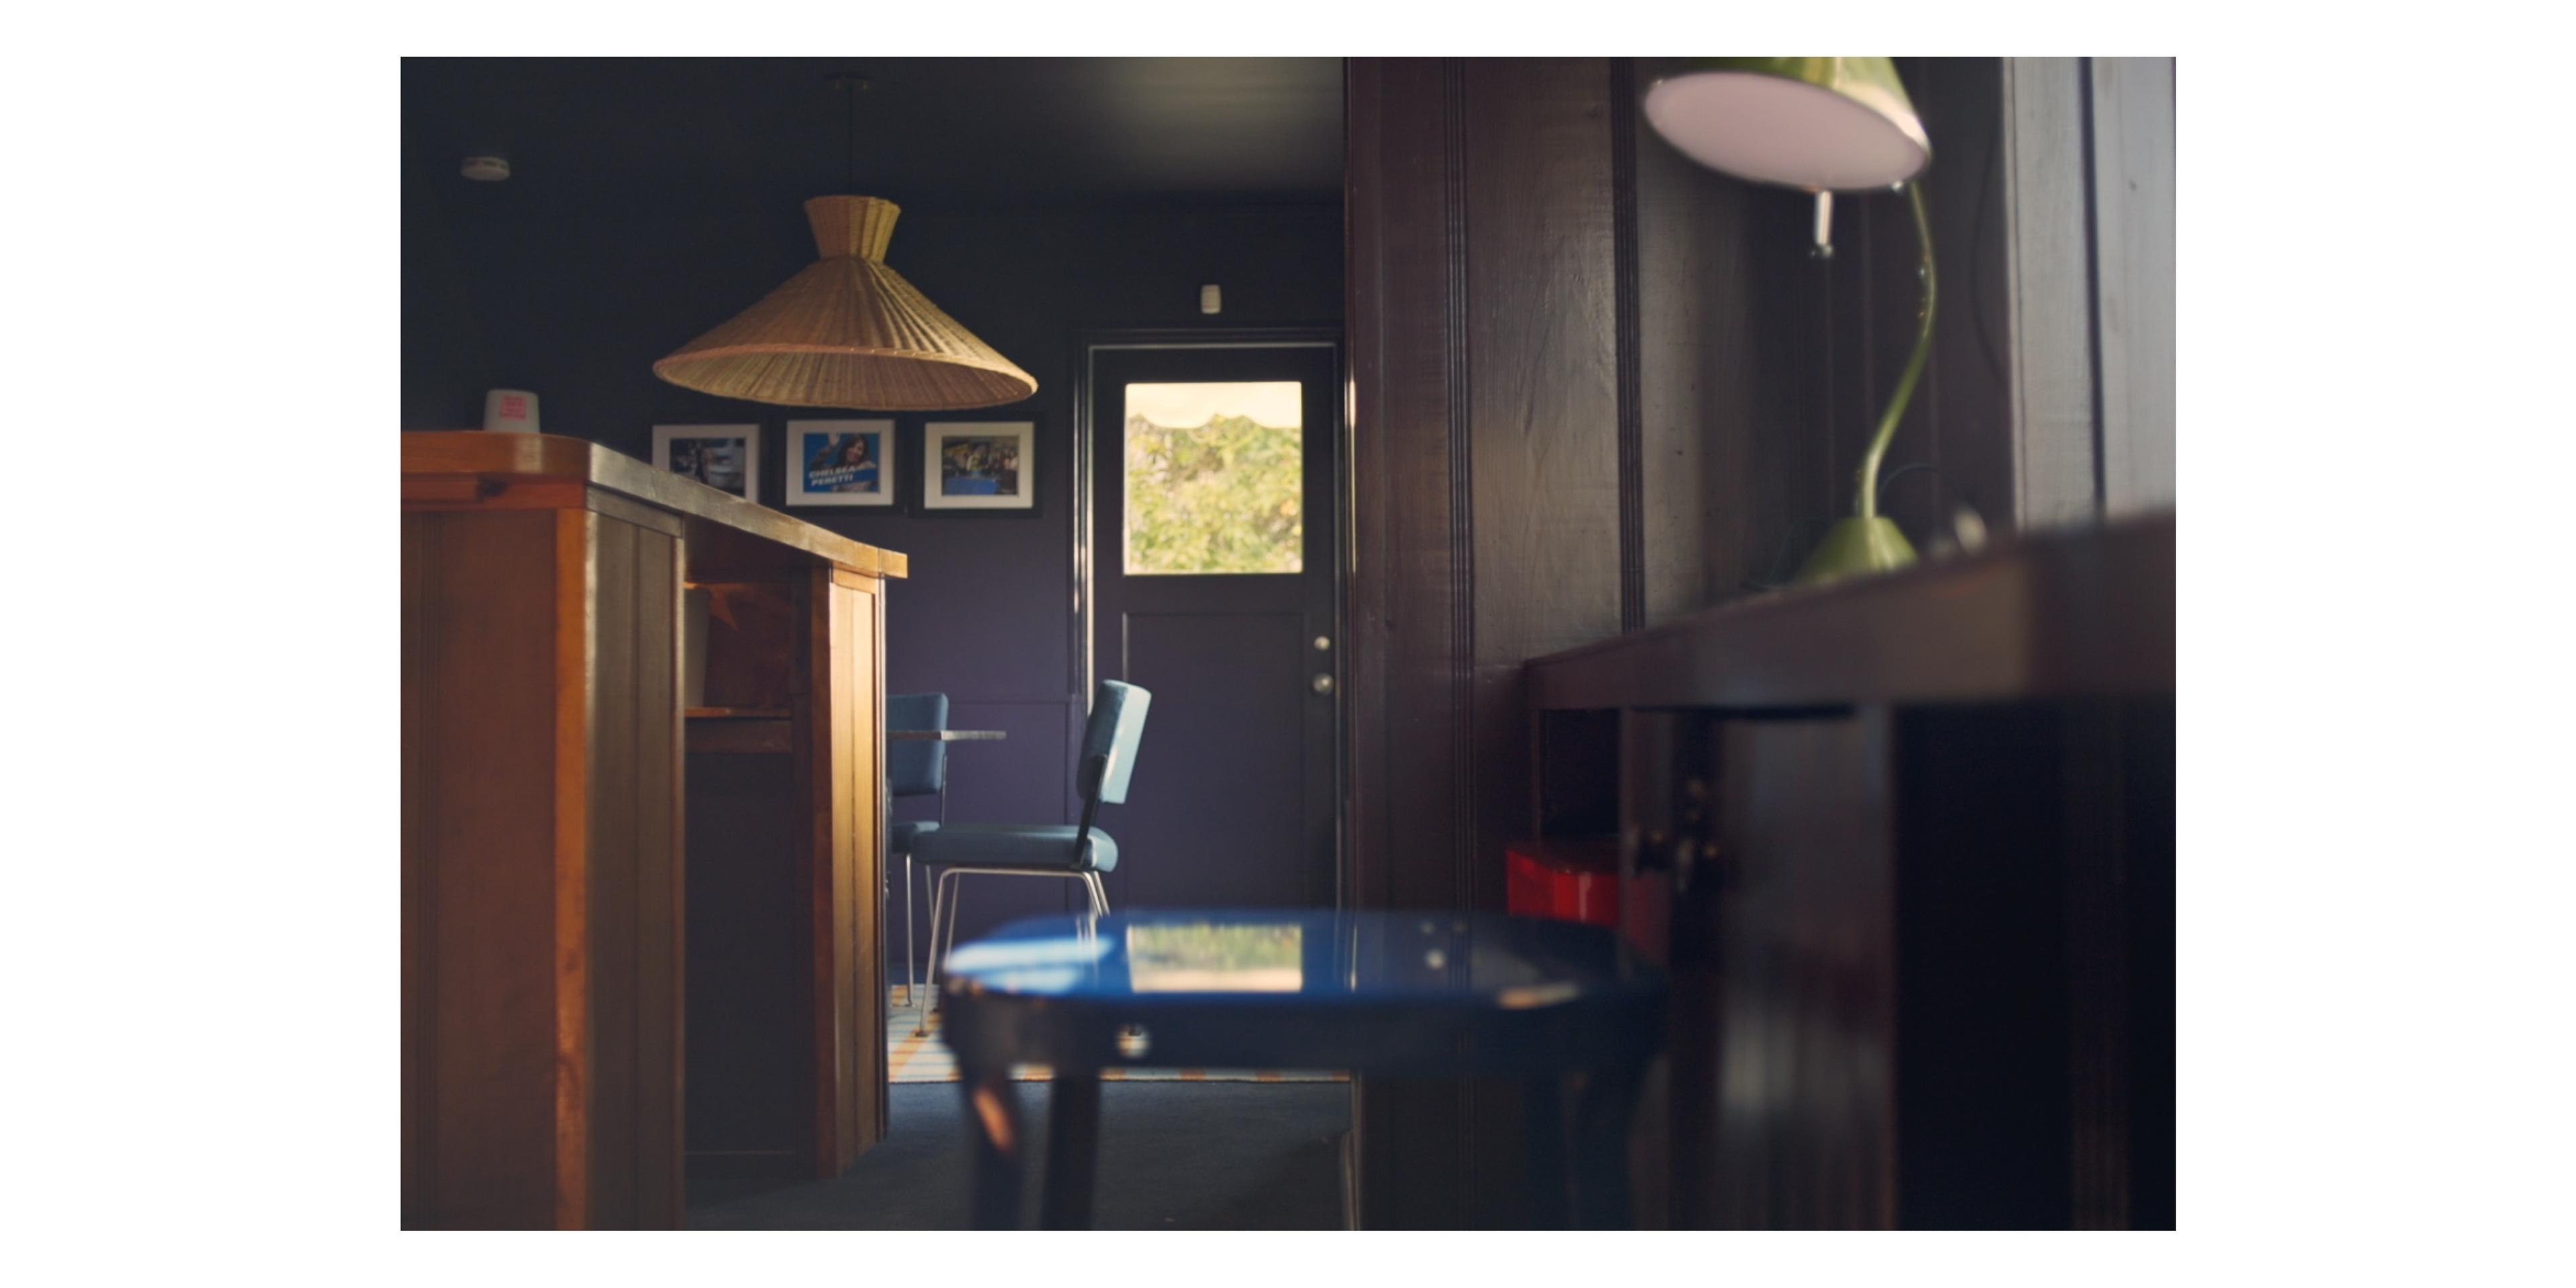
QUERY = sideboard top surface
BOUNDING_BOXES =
[402,431,906,579]
[1528,513,2174,711]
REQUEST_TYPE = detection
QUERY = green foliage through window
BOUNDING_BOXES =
[1124,405,1303,575]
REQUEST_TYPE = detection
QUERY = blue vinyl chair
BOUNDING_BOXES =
[917,680,1151,1030]
[887,693,951,1018]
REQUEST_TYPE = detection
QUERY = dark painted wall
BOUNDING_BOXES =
[405,160,1342,962]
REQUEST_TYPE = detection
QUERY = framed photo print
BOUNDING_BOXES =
[923,422,1035,511]
[651,424,760,502]
[784,419,896,507]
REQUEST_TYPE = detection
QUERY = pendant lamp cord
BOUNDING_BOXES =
[829,73,868,192]
[1856,180,1936,523]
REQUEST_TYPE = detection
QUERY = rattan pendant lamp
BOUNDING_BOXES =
[653,76,1036,411]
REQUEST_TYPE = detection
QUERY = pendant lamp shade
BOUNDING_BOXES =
[1642,57,1929,192]
[653,196,1037,411]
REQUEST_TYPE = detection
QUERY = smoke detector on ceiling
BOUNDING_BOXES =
[460,155,511,182]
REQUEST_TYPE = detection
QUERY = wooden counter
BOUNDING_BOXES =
[1525,515,2174,1229]
[402,432,906,1228]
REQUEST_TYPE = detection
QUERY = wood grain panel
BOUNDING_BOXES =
[1463,57,1622,664]
[632,525,685,1226]
[804,571,886,1174]
[1610,59,1646,633]
[407,508,563,1228]
[1913,57,2018,542]
[549,508,595,1228]
[1631,57,1835,611]
[574,515,686,1227]
[2089,58,2177,517]
[1345,56,1474,1230]
[588,515,638,1228]
[1347,56,1471,916]
[1457,58,1625,1227]
[401,514,436,1225]
[2002,57,2102,528]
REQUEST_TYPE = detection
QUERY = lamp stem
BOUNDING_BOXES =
[1857,180,1935,522]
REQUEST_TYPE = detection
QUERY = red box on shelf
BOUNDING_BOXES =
[1507,837,1670,961]
[1505,837,1621,928]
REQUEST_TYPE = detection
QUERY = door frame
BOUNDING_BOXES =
[1068,326,1349,910]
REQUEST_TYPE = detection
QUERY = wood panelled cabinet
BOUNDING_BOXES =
[1527,517,2175,1229]
[401,432,906,1229]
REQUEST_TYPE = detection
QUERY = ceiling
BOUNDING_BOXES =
[402,58,1345,207]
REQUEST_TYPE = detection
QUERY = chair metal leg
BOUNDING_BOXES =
[1083,871,1110,916]
[929,868,965,1025]
[916,866,947,1038]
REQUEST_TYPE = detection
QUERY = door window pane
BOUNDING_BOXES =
[1123,381,1303,575]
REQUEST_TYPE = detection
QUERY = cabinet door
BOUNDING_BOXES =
[1656,710,1898,1230]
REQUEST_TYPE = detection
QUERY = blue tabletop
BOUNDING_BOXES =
[938,910,1665,1077]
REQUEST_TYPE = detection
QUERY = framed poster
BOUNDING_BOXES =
[922,422,1035,511]
[651,424,760,502]
[784,419,895,507]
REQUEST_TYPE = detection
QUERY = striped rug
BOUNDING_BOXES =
[886,988,1347,1085]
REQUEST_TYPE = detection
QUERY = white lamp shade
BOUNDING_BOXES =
[1642,62,1930,192]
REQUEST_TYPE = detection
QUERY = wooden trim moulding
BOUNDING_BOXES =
[402,432,908,580]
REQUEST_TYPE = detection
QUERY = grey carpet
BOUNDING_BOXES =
[688,1081,1352,1230]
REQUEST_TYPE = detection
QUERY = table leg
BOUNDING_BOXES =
[1571,1056,1650,1229]
[959,1065,1026,1229]
[1524,1077,1571,1229]
[1040,1073,1103,1229]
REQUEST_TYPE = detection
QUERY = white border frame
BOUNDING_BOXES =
[651,423,761,504]
[784,419,897,507]
[922,421,1036,511]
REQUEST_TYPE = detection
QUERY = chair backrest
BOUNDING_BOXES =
[1077,680,1151,806]
[887,692,949,798]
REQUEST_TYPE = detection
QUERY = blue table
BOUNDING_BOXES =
[938,909,1666,1228]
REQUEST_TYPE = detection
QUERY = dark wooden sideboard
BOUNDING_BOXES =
[401,432,906,1228]
[1525,515,2174,1228]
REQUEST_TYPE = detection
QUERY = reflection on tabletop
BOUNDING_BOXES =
[939,910,1656,1006]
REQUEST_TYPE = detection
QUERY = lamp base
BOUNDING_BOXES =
[1793,517,1917,587]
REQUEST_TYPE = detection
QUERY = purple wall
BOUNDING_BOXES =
[407,174,1343,968]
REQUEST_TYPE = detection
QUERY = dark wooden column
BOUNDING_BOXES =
[1344,56,1625,1228]
[1346,56,1476,1228]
